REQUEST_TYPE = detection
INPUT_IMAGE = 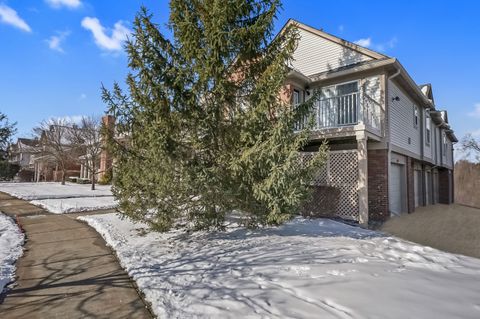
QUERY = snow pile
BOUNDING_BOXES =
[79,213,480,319]
[0,213,24,293]
[0,182,116,214]
[0,182,112,200]
[31,196,118,214]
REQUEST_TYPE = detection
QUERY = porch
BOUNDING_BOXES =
[294,89,384,140]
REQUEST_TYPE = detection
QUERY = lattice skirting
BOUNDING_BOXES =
[300,150,359,221]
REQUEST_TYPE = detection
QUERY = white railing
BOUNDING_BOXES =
[295,91,383,135]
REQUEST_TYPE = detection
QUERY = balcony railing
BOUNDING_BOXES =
[295,92,383,135]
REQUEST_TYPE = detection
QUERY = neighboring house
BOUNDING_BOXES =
[98,115,115,181]
[78,154,101,181]
[281,19,457,225]
[9,138,40,168]
[8,138,41,181]
[31,127,82,183]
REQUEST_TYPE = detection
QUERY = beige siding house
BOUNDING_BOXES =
[282,19,457,225]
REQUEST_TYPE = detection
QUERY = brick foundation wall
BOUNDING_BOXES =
[367,149,389,221]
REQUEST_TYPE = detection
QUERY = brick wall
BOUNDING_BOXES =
[99,115,115,180]
[367,149,389,221]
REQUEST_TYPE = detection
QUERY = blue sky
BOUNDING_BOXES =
[1,0,479,142]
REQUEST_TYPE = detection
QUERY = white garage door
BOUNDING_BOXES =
[389,163,404,216]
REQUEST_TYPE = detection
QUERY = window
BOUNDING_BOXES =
[292,89,300,105]
[336,82,359,95]
[425,112,431,145]
[413,105,419,128]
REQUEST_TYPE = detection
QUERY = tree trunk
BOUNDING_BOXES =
[61,168,66,185]
[91,162,96,190]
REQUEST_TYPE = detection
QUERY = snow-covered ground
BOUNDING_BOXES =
[0,182,112,200]
[0,213,24,293]
[30,196,118,214]
[79,213,480,319]
[0,182,116,214]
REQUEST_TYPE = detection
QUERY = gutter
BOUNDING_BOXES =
[391,60,435,110]
[309,58,397,83]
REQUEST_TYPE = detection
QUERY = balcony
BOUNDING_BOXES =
[295,91,383,139]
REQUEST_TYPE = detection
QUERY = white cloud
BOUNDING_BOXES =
[468,103,480,118]
[0,4,32,32]
[45,0,82,9]
[354,37,371,47]
[79,93,87,100]
[354,36,397,52]
[46,31,70,53]
[81,17,131,52]
[53,115,84,124]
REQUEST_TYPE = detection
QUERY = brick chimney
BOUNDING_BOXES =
[99,115,115,181]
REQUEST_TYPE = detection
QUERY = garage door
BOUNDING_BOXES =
[389,163,404,216]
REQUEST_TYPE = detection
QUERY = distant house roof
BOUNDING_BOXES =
[10,137,40,154]
[18,138,38,147]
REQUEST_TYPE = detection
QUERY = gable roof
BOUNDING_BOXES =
[281,19,389,61]
[18,138,39,147]
[418,83,435,104]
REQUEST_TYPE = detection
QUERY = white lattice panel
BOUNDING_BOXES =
[299,152,327,185]
[299,150,359,221]
[328,151,359,220]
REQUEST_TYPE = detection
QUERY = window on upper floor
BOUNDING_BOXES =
[425,113,431,145]
[292,89,300,105]
[336,81,359,95]
[413,105,419,129]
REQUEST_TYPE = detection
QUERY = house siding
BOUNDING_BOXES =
[291,28,372,77]
[446,139,454,168]
[423,111,433,161]
[435,126,441,165]
[388,80,421,156]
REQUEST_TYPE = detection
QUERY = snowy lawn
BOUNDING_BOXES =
[0,182,116,214]
[79,213,480,319]
[30,197,118,214]
[0,213,24,293]
[0,182,112,200]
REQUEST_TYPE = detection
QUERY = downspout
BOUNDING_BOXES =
[420,108,426,206]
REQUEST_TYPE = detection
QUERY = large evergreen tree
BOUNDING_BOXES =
[103,0,326,231]
[0,112,18,180]
[0,112,16,161]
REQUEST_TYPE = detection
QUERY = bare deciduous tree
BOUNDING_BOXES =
[34,118,77,185]
[461,133,480,162]
[71,116,103,190]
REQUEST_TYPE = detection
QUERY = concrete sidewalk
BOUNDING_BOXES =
[0,192,152,319]
[380,204,480,259]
